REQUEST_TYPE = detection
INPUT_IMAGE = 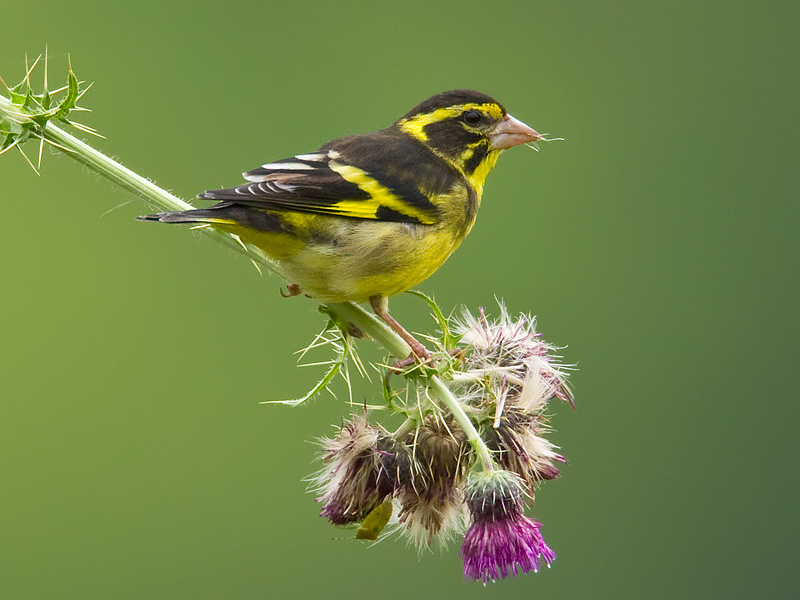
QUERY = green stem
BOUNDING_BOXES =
[392,418,416,440]
[429,377,494,470]
[328,301,410,358]
[51,120,284,277]
[1,96,495,472]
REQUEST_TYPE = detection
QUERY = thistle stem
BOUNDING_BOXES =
[392,418,416,440]
[429,377,495,470]
[28,116,281,276]
[329,302,410,359]
[1,93,496,473]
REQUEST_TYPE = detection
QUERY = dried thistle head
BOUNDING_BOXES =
[453,304,574,411]
[398,415,471,545]
[304,300,573,582]
[483,407,564,495]
[314,415,409,525]
[448,305,573,494]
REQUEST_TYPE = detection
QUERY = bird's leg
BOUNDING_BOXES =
[369,295,431,361]
[448,347,465,362]
[280,283,302,298]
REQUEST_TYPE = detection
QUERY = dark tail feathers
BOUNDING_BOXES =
[136,209,221,223]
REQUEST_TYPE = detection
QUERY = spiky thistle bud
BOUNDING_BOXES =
[460,470,555,584]
[315,415,409,526]
[398,415,470,545]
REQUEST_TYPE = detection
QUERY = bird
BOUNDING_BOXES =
[138,90,542,360]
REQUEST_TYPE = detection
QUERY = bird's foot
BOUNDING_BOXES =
[384,351,430,387]
[280,283,302,298]
[347,323,365,339]
[448,347,465,364]
[382,345,466,387]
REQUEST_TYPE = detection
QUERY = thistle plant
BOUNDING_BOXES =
[1,56,574,584]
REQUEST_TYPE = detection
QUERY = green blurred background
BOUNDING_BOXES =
[2,1,797,598]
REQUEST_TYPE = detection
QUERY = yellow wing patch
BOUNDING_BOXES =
[327,161,437,224]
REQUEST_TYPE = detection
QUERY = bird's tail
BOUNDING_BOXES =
[137,205,287,235]
[136,208,230,224]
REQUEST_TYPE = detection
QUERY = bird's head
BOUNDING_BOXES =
[395,90,541,191]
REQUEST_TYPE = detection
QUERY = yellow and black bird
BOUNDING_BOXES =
[139,90,541,358]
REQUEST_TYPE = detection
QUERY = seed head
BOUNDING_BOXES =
[484,407,565,494]
[453,304,574,412]
[398,415,470,545]
[451,305,572,493]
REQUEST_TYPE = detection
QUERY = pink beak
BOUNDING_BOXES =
[489,114,542,150]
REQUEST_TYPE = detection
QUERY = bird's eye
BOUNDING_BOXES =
[462,110,483,126]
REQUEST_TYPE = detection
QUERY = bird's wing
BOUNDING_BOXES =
[199,149,439,225]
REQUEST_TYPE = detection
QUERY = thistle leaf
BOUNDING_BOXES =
[264,360,342,407]
[406,289,456,349]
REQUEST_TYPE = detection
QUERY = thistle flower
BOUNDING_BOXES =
[315,416,409,525]
[460,470,555,584]
[398,415,470,545]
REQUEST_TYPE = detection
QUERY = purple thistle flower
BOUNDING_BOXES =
[461,516,555,584]
[460,471,555,584]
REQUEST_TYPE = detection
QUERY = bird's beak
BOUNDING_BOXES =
[489,114,542,150]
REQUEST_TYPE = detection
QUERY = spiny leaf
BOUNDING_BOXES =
[406,289,456,349]
[1,54,101,171]
[267,316,354,407]
[53,65,79,121]
[265,360,343,407]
